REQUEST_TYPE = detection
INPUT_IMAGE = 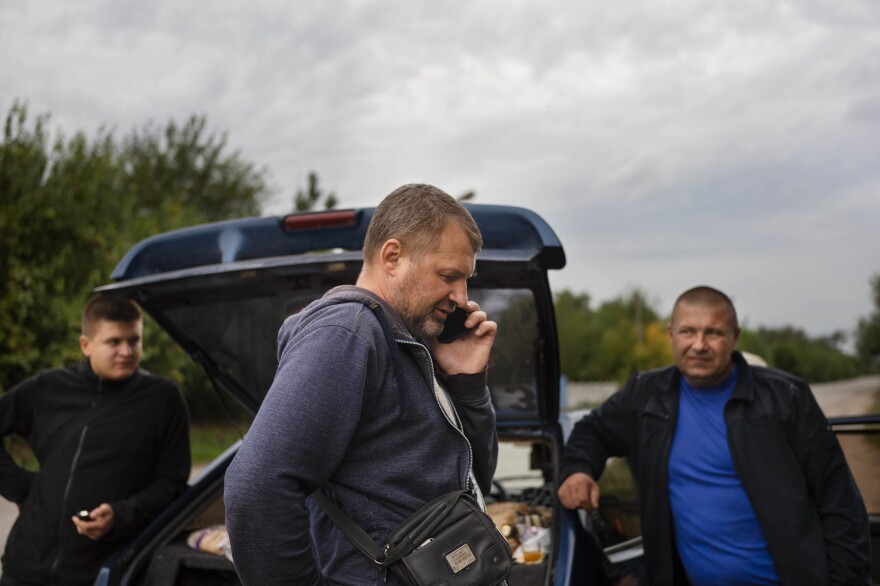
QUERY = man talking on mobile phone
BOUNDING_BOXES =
[225,184,499,585]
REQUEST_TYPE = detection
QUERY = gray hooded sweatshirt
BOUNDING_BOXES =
[225,285,499,585]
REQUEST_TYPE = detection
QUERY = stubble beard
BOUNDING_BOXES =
[389,272,444,340]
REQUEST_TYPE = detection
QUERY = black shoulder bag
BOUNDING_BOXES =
[313,489,511,585]
[311,303,511,585]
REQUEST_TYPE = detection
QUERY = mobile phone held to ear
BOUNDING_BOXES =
[438,306,474,344]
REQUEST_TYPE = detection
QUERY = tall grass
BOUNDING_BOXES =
[189,422,249,463]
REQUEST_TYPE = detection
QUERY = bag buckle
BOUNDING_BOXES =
[381,544,390,582]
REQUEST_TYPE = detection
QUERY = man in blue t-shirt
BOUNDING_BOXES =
[557,286,870,585]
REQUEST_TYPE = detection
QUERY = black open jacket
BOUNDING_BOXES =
[0,360,190,585]
[560,352,870,585]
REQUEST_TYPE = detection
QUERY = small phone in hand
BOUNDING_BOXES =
[76,510,93,521]
[438,306,474,344]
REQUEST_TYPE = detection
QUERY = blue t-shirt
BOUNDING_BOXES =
[668,367,780,585]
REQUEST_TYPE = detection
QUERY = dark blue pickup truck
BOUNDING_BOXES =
[91,204,644,586]
[91,205,878,585]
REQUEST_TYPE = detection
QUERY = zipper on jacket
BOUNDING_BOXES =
[399,339,475,492]
[50,377,101,576]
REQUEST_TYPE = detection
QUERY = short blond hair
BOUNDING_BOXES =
[362,184,482,263]
[672,286,738,330]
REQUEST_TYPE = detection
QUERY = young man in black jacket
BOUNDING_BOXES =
[0,294,191,586]
[558,285,870,585]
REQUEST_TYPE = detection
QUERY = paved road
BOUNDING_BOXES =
[812,375,880,513]
[812,375,880,417]
[0,499,13,568]
[2,376,877,571]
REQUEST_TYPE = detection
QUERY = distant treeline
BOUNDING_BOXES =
[555,285,880,385]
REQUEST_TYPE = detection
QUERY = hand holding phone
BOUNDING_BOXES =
[437,306,474,344]
[431,301,497,375]
[72,503,115,541]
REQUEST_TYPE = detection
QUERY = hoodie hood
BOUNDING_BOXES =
[281,285,414,350]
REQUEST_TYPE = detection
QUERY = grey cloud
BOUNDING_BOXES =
[2,0,879,336]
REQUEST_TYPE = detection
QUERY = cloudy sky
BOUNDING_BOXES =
[3,1,879,341]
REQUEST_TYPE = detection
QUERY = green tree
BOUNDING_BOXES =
[635,321,674,374]
[554,288,671,383]
[855,274,880,372]
[587,290,668,383]
[555,290,593,380]
[737,325,859,382]
[1,103,122,387]
[736,328,771,361]
[0,102,271,422]
[293,171,337,211]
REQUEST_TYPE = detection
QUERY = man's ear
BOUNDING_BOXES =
[79,335,92,357]
[379,239,404,275]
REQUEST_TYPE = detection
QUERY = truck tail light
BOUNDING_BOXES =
[282,210,357,231]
